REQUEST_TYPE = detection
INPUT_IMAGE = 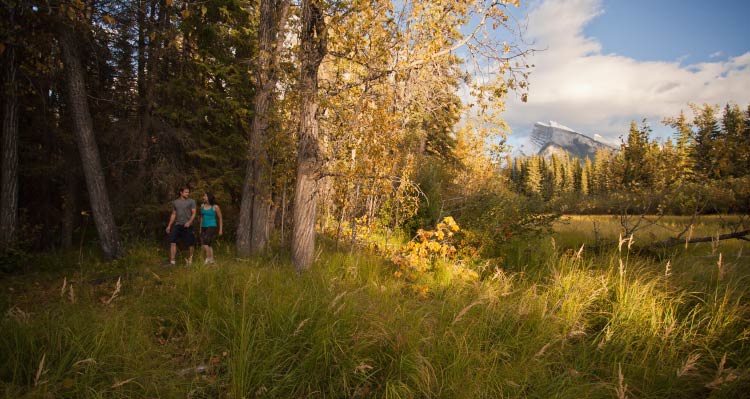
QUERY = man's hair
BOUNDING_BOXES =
[179,185,191,193]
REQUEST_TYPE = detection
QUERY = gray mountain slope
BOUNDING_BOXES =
[530,121,615,159]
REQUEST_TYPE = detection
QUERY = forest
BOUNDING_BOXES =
[1,0,749,398]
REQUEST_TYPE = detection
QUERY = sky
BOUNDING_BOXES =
[502,0,750,152]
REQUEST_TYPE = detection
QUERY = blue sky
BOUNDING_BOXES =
[501,0,750,153]
[586,0,750,64]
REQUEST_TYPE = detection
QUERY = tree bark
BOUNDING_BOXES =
[292,0,327,271]
[0,42,19,251]
[57,23,123,259]
[237,0,291,256]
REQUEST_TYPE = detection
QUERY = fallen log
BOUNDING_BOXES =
[652,229,750,248]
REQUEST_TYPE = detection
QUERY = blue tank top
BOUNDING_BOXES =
[201,205,217,227]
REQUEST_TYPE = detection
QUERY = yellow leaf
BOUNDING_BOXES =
[182,9,190,19]
[103,14,115,25]
[165,0,173,6]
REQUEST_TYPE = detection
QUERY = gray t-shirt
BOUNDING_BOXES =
[173,198,196,225]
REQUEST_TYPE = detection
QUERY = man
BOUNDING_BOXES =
[166,186,197,265]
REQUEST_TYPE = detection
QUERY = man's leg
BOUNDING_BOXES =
[170,243,177,264]
[187,246,194,264]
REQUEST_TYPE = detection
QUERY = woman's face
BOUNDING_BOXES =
[203,193,208,202]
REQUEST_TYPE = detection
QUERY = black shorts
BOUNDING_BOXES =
[168,224,195,246]
[201,227,217,245]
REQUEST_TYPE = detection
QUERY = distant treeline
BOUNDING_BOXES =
[504,103,750,214]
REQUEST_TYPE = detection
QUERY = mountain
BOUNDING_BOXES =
[529,121,615,159]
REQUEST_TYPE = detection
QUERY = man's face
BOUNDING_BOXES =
[181,189,190,199]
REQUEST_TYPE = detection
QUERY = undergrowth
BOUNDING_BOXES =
[1,227,748,398]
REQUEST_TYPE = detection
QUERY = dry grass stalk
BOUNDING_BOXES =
[354,362,373,375]
[73,358,97,368]
[717,253,724,280]
[452,299,483,325]
[664,259,672,279]
[685,224,694,249]
[34,354,47,387]
[329,290,348,310]
[551,237,556,251]
[68,284,76,303]
[534,342,551,358]
[293,318,310,336]
[111,377,136,388]
[711,232,720,254]
[664,319,676,339]
[618,258,626,278]
[575,244,584,260]
[706,353,738,389]
[6,306,30,323]
[616,363,628,399]
[627,235,635,251]
[618,233,625,253]
[105,277,122,305]
[677,353,700,377]
[61,277,67,297]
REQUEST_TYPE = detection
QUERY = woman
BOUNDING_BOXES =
[199,192,223,264]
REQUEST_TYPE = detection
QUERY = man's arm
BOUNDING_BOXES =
[166,210,176,233]
[185,207,196,227]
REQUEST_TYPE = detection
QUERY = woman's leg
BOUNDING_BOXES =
[202,244,210,262]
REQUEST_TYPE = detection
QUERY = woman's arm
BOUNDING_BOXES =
[216,205,223,235]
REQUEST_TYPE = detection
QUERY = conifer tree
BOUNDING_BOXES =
[691,104,721,178]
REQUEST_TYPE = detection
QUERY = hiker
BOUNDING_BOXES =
[165,186,197,265]
[199,192,223,264]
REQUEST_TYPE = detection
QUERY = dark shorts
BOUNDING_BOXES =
[201,227,217,246]
[168,224,195,246]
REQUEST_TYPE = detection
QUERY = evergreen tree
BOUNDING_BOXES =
[691,104,721,178]
[622,120,650,188]
[664,110,695,182]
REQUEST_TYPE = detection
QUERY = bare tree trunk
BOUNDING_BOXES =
[0,42,19,251]
[57,23,123,259]
[237,0,291,256]
[292,0,327,271]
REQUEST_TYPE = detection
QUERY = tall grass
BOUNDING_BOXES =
[1,222,748,397]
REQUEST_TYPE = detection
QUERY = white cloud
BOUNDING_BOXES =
[504,0,750,144]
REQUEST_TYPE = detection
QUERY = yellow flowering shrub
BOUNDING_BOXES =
[392,216,478,294]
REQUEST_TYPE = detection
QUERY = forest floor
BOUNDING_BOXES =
[1,216,749,398]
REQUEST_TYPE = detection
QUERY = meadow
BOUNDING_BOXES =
[1,216,748,398]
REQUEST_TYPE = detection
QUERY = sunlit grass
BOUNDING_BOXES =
[1,228,748,397]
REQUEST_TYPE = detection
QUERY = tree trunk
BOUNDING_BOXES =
[237,0,291,256]
[292,0,327,271]
[57,23,123,259]
[0,42,19,251]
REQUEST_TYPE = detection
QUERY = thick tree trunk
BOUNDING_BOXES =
[237,0,290,256]
[57,23,123,259]
[292,0,327,271]
[0,44,19,251]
